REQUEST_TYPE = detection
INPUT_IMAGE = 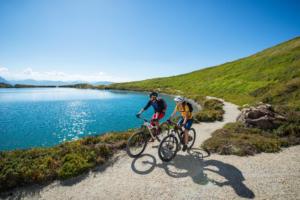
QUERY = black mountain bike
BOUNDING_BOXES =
[126,115,170,158]
[158,120,196,162]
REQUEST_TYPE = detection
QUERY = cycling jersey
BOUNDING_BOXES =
[144,98,167,113]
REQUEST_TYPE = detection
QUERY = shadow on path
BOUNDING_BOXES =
[131,148,255,199]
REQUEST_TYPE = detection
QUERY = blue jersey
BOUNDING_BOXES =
[144,98,167,113]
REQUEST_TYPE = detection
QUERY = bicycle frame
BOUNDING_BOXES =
[167,120,185,143]
[137,116,158,140]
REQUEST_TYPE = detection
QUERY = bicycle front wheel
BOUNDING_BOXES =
[126,130,148,158]
[156,122,171,142]
[158,134,178,162]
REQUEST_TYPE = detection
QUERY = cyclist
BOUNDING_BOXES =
[137,92,167,137]
[168,96,193,151]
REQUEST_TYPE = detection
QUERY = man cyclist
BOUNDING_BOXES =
[137,92,167,137]
[168,96,193,151]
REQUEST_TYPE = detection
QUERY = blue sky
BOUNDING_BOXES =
[0,0,299,82]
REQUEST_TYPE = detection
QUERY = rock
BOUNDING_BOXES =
[237,103,286,130]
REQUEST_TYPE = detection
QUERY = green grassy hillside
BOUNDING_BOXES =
[109,37,300,109]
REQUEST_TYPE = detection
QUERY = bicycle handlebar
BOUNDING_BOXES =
[167,119,176,125]
[136,115,181,129]
[167,119,183,129]
[136,114,149,122]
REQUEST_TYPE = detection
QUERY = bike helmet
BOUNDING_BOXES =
[149,92,158,98]
[174,96,185,103]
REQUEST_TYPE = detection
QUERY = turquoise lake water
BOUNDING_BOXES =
[0,88,176,151]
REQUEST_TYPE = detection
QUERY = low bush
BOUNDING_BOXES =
[272,107,300,146]
[203,99,224,110]
[202,122,282,156]
[202,108,300,156]
[0,131,133,192]
[194,109,224,122]
[194,99,225,122]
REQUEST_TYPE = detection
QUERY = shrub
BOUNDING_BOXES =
[203,99,224,110]
[202,122,282,156]
[58,153,92,179]
[0,130,133,192]
[194,109,224,122]
[194,99,225,122]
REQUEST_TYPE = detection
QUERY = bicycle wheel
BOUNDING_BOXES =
[187,128,196,149]
[158,134,178,162]
[156,122,170,142]
[180,128,196,149]
[126,130,148,158]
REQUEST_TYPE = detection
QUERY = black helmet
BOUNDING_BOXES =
[149,92,158,98]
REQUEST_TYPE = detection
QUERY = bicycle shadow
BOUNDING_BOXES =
[131,148,255,199]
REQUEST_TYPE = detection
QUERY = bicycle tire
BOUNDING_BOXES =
[187,128,196,149]
[158,134,178,162]
[126,130,148,158]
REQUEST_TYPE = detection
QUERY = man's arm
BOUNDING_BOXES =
[137,100,151,115]
[169,107,177,119]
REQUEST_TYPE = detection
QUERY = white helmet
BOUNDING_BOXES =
[174,96,185,103]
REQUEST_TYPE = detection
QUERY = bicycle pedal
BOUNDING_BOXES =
[177,145,181,152]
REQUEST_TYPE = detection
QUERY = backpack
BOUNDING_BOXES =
[157,98,167,112]
[184,101,194,112]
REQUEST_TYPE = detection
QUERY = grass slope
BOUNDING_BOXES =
[109,37,300,110]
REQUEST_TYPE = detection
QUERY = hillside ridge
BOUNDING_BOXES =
[108,36,300,109]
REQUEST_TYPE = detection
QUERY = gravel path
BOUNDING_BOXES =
[4,100,300,200]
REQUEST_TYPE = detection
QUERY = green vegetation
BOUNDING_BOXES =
[108,37,300,110]
[0,83,13,88]
[104,37,300,156]
[0,131,133,192]
[59,83,96,89]
[14,84,56,88]
[1,37,299,192]
[202,108,300,156]
[194,99,225,122]
[202,122,281,156]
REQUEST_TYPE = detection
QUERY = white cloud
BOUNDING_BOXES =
[0,67,9,74]
[0,67,129,82]
[23,67,34,75]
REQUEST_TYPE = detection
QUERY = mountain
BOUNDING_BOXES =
[8,79,113,86]
[8,79,84,86]
[91,81,113,86]
[0,76,13,88]
[109,37,300,110]
[0,76,9,84]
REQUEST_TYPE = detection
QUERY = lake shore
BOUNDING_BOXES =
[4,98,299,200]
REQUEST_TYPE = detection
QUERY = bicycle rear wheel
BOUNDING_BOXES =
[126,130,148,158]
[187,128,196,149]
[158,134,178,162]
[180,128,196,149]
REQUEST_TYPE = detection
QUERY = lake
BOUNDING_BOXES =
[0,88,176,151]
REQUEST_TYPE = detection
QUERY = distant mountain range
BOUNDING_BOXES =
[0,76,9,84]
[0,77,112,86]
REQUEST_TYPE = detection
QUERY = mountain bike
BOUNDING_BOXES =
[126,115,170,158]
[158,120,196,162]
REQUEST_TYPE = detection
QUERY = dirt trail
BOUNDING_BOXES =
[5,99,300,200]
